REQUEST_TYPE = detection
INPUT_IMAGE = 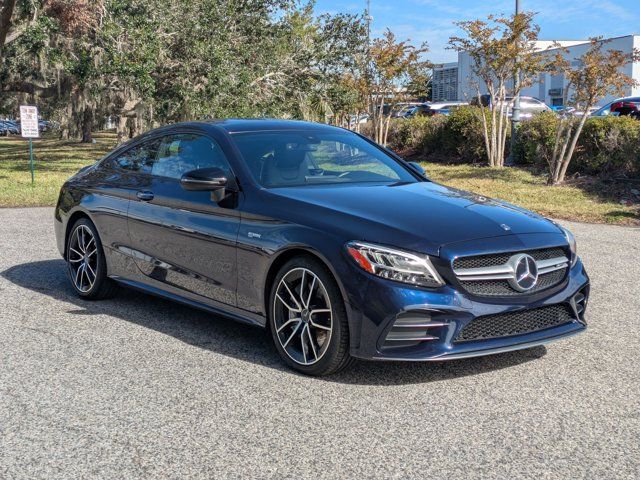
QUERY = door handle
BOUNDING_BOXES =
[136,191,154,201]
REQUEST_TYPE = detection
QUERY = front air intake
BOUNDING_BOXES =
[572,287,589,322]
[454,304,575,343]
[381,312,446,349]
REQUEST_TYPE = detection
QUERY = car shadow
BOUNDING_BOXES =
[2,259,547,386]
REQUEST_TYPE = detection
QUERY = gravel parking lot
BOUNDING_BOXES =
[1,207,638,479]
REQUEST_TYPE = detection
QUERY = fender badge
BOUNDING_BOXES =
[500,224,511,231]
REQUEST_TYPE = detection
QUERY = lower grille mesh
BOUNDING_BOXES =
[454,304,575,343]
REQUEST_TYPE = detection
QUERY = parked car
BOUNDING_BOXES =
[347,113,370,129]
[0,120,20,136]
[471,95,551,119]
[591,97,640,118]
[390,102,424,118]
[404,101,469,118]
[54,119,589,375]
[555,106,601,117]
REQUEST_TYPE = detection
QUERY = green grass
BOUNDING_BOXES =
[0,132,117,207]
[422,162,639,226]
[1,131,638,225]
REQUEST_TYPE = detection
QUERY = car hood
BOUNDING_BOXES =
[270,181,562,255]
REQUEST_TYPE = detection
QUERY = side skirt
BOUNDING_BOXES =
[110,276,267,329]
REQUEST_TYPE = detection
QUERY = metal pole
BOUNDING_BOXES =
[508,0,521,165]
[29,138,34,185]
[366,0,371,45]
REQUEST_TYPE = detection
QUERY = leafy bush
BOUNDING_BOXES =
[386,106,489,163]
[370,109,640,178]
[516,113,640,177]
[515,111,559,167]
[388,116,443,153]
[575,116,640,177]
[438,106,488,162]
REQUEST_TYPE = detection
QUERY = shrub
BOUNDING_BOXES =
[438,106,489,162]
[387,106,489,163]
[365,109,640,178]
[517,113,640,177]
[575,116,640,177]
[388,116,443,153]
[516,111,559,167]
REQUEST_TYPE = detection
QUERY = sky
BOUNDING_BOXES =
[314,0,640,63]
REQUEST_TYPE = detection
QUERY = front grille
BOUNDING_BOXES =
[453,247,566,270]
[454,304,575,343]
[452,247,568,297]
[459,268,566,297]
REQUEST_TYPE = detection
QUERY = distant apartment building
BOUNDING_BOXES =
[435,35,640,107]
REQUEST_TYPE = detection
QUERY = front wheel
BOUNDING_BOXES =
[269,257,353,376]
[66,217,118,300]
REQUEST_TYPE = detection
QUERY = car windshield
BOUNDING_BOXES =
[231,130,417,188]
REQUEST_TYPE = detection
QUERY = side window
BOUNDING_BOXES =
[151,134,231,180]
[113,139,161,173]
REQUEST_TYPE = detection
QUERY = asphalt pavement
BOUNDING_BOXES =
[0,207,638,479]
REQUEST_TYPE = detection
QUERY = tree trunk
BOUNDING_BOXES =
[383,115,392,147]
[81,106,93,143]
[0,0,17,71]
[377,94,385,144]
[477,91,492,166]
[555,113,589,184]
[550,119,575,184]
[489,86,498,166]
[116,116,128,144]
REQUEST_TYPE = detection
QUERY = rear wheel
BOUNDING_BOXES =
[66,218,118,300]
[269,256,353,376]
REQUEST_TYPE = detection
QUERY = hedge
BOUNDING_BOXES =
[384,106,640,178]
[387,106,504,163]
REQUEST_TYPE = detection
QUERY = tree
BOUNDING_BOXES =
[248,2,366,124]
[547,38,640,185]
[368,29,429,146]
[0,0,370,143]
[449,12,549,167]
[1,0,104,140]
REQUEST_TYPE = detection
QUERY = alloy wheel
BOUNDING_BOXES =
[68,224,98,293]
[273,267,333,366]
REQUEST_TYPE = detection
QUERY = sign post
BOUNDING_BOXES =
[19,105,40,185]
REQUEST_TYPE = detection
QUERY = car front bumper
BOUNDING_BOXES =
[345,258,589,362]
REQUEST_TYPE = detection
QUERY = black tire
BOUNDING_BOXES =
[66,217,118,300]
[268,256,354,376]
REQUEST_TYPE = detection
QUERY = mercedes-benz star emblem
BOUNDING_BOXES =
[508,254,539,292]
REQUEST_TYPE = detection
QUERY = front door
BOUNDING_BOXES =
[127,131,240,306]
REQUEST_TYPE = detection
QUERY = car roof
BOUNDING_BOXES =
[169,118,347,135]
[611,96,640,102]
[427,101,468,109]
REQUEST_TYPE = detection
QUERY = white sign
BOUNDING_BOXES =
[20,105,39,138]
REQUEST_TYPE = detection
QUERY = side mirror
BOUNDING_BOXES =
[181,167,229,191]
[408,161,428,178]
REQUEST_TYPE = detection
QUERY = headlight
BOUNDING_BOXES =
[561,226,578,266]
[345,241,445,288]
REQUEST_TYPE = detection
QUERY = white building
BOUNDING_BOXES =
[443,35,640,107]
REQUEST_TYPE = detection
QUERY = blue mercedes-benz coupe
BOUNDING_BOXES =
[54,119,589,375]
